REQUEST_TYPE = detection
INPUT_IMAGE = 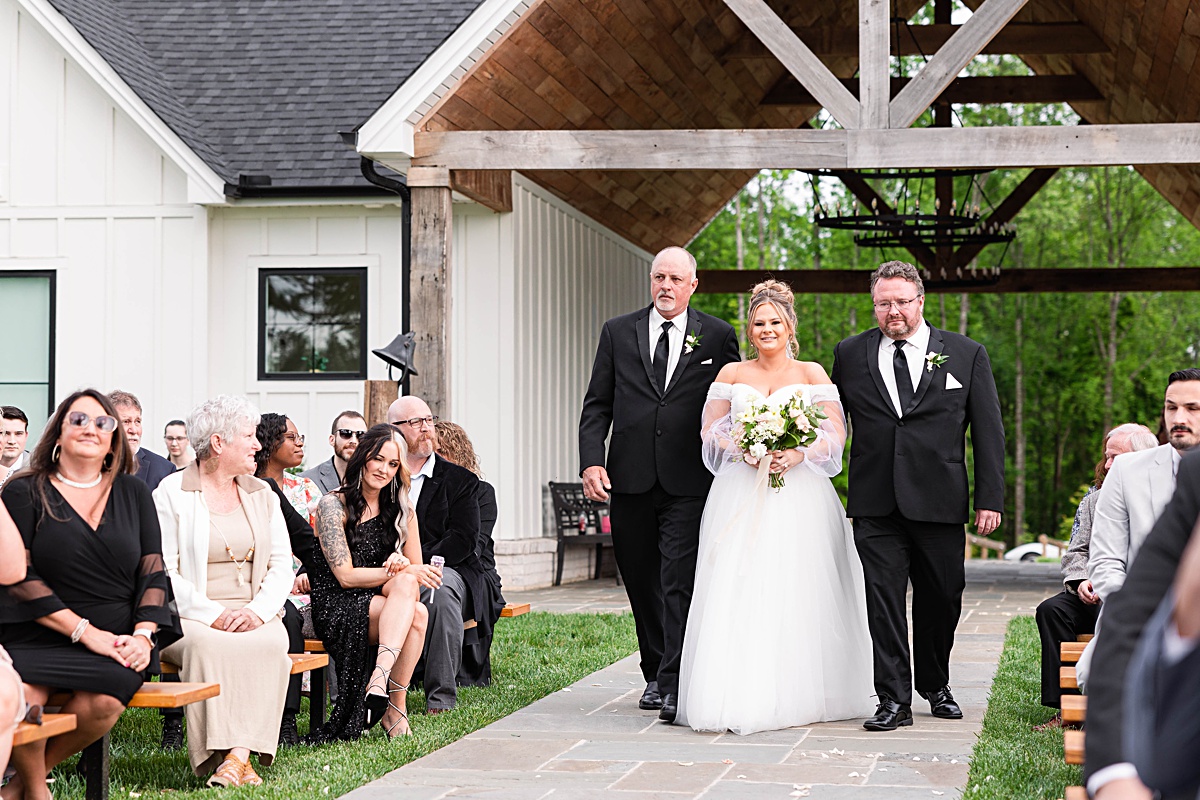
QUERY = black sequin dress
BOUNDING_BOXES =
[306,514,393,742]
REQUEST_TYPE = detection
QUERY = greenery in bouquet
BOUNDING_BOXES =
[732,391,828,489]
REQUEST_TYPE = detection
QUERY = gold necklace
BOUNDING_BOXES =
[209,508,254,586]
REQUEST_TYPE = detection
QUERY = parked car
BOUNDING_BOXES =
[1004,541,1065,562]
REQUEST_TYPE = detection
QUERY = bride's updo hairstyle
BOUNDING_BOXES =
[747,279,799,358]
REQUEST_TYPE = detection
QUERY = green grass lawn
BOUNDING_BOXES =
[46,612,637,799]
[964,615,1083,799]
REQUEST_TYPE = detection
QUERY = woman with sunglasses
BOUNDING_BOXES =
[0,389,180,800]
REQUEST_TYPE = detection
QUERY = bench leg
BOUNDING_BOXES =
[555,538,566,587]
[310,666,327,730]
[83,733,110,800]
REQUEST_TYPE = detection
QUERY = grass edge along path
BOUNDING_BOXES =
[48,612,637,799]
[964,615,1083,799]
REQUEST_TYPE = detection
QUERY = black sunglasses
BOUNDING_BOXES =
[67,411,118,433]
[336,429,365,441]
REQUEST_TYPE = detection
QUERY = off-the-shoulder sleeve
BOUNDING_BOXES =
[807,383,841,404]
[701,383,740,476]
[799,385,848,479]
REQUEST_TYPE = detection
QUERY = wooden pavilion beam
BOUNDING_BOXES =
[695,268,1200,294]
[859,0,889,129]
[725,23,1109,59]
[408,124,1200,171]
[890,0,1031,128]
[762,75,1103,107]
[721,0,860,129]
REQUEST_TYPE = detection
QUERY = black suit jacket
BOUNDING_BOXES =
[831,324,1005,523]
[416,455,497,636]
[1085,448,1200,787]
[136,448,177,492]
[579,305,740,496]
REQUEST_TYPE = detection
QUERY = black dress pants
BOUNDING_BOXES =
[609,482,706,696]
[853,511,966,707]
[1035,590,1099,708]
[282,602,303,715]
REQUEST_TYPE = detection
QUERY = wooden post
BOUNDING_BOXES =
[363,380,398,426]
[408,166,453,416]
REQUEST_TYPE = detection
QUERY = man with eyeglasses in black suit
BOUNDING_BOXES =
[301,410,368,494]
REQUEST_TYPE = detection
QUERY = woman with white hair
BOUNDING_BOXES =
[155,395,293,788]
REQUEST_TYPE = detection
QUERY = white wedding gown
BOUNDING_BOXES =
[677,382,875,735]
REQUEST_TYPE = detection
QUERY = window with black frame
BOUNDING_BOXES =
[259,268,367,380]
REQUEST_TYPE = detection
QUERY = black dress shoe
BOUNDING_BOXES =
[919,687,963,719]
[160,717,185,750]
[638,681,663,710]
[658,693,677,723]
[863,698,913,731]
[278,712,300,746]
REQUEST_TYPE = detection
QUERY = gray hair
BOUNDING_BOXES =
[1106,423,1158,453]
[650,246,697,281]
[869,261,925,296]
[187,395,261,461]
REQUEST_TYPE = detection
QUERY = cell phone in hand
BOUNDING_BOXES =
[429,555,445,601]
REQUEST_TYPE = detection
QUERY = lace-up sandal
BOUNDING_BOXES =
[240,759,264,786]
[206,753,247,788]
[385,677,412,739]
[364,644,401,730]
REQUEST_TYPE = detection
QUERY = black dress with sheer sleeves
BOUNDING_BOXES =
[0,474,181,705]
[306,514,394,742]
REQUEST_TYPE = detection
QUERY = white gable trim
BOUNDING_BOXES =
[19,0,227,204]
[356,0,532,169]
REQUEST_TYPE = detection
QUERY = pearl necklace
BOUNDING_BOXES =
[55,471,103,490]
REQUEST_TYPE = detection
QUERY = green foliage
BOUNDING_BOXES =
[46,613,637,799]
[964,616,1082,799]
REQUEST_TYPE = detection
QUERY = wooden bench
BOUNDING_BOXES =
[1065,729,1085,765]
[1060,666,1078,690]
[161,652,330,727]
[549,482,615,586]
[1061,641,1086,663]
[159,653,328,676]
[1065,786,1088,800]
[13,713,76,746]
[1062,694,1087,724]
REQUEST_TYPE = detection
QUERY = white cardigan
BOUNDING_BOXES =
[154,464,293,626]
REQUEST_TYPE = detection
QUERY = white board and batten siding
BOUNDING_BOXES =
[0,0,207,440]
[452,174,649,588]
[207,204,406,468]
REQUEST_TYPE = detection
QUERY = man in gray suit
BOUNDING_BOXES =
[300,409,367,494]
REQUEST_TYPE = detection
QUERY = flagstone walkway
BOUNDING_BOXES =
[342,561,1060,799]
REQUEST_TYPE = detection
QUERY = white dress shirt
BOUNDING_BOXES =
[877,321,931,416]
[408,453,437,507]
[649,307,687,389]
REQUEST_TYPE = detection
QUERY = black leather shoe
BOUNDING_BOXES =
[863,698,913,731]
[278,712,300,746]
[160,717,184,751]
[658,693,677,723]
[638,681,663,710]
[919,687,963,719]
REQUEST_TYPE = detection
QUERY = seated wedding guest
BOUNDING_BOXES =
[387,397,487,713]
[0,389,179,800]
[1034,423,1157,729]
[109,391,175,491]
[1,498,27,778]
[301,411,368,494]
[1124,519,1200,800]
[434,421,505,686]
[307,424,430,740]
[164,420,195,470]
[0,407,30,491]
[1085,450,1200,800]
[156,395,292,788]
[253,412,319,746]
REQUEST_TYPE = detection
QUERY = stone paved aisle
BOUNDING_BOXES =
[343,561,1059,800]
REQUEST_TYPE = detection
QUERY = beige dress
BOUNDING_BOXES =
[162,506,290,775]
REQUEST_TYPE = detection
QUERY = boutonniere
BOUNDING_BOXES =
[684,331,703,355]
[925,352,949,372]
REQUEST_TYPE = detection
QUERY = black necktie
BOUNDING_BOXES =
[893,340,913,415]
[654,321,672,392]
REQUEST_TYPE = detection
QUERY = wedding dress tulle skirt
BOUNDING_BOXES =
[677,461,876,735]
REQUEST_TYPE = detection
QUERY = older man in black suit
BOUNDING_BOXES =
[832,261,1005,731]
[109,390,175,490]
[578,246,740,723]
[387,395,497,714]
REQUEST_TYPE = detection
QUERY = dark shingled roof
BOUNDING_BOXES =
[47,0,482,191]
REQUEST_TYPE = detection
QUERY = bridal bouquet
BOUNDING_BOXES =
[733,391,828,489]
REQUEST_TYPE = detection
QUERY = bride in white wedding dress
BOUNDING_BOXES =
[677,280,875,735]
